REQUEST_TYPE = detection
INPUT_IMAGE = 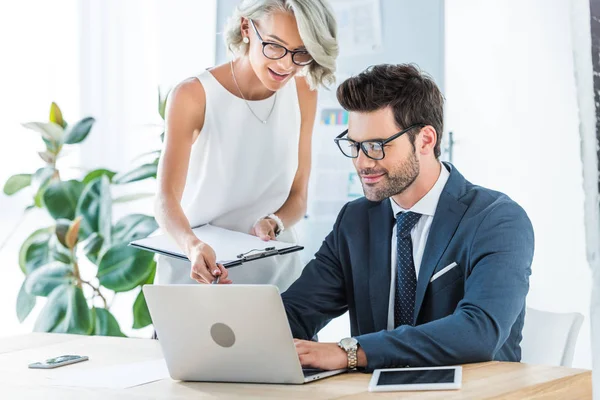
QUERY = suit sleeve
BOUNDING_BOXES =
[282,204,349,340]
[355,201,534,370]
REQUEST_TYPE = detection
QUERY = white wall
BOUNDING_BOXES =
[446,0,593,368]
[214,0,446,343]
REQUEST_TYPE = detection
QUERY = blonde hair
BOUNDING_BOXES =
[224,0,338,89]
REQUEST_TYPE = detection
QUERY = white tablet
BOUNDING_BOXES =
[368,366,462,392]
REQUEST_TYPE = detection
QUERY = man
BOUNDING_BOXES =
[283,64,534,372]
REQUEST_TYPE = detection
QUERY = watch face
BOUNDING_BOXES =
[341,337,357,349]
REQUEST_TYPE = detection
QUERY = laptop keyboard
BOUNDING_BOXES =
[302,368,326,378]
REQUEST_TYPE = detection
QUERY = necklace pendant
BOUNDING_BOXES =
[262,120,267,124]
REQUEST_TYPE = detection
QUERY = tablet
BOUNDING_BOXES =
[368,366,462,392]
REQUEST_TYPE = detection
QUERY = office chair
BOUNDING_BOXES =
[520,307,584,367]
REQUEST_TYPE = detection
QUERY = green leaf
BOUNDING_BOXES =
[113,163,157,184]
[34,187,46,208]
[82,232,103,264]
[19,227,54,274]
[97,244,154,292]
[24,261,73,297]
[64,117,95,144]
[112,214,158,244]
[82,169,116,185]
[49,102,67,129]
[22,122,64,143]
[94,307,126,337]
[42,137,59,154]
[38,151,56,164]
[34,284,92,334]
[132,288,153,329]
[54,219,71,248]
[76,176,112,243]
[158,88,169,120]
[31,167,55,208]
[3,174,32,195]
[32,167,55,189]
[43,180,84,220]
[66,216,82,249]
[48,234,72,264]
[17,281,37,323]
[160,131,164,143]
[145,259,156,284]
[113,193,155,204]
[132,261,155,329]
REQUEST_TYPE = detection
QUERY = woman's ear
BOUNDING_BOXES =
[240,17,250,41]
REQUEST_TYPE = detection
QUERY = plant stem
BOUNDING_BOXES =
[81,279,108,309]
[70,248,82,289]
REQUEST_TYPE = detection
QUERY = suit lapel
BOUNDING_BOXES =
[368,201,394,332]
[413,164,468,323]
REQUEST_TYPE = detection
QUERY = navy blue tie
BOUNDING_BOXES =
[394,211,422,328]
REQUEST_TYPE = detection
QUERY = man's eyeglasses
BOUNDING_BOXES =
[334,124,426,160]
[249,19,313,66]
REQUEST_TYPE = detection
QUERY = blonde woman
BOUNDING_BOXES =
[154,0,338,290]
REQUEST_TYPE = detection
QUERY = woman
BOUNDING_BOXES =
[154,0,338,290]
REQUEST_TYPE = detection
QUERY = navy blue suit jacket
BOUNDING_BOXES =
[282,163,534,370]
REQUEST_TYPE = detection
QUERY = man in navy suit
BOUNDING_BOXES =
[283,64,535,372]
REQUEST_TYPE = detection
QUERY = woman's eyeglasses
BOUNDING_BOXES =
[334,124,426,160]
[249,19,313,66]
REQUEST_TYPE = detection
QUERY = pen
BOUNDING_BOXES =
[212,274,220,284]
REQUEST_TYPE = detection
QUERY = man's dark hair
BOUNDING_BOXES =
[336,64,444,158]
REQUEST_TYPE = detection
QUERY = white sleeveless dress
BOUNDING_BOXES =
[155,69,304,291]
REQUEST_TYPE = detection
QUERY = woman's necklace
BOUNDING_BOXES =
[230,60,277,124]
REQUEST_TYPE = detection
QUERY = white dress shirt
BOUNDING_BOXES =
[387,163,450,330]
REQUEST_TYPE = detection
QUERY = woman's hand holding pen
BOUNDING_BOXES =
[188,240,232,284]
[251,218,278,241]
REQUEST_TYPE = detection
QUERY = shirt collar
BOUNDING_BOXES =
[390,162,450,217]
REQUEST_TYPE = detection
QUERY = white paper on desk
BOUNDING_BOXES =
[48,359,169,389]
[130,224,296,262]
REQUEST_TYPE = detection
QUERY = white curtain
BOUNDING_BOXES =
[77,0,216,336]
[0,0,217,338]
[78,0,216,176]
[0,0,81,338]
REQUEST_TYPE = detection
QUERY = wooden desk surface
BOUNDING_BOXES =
[0,333,592,399]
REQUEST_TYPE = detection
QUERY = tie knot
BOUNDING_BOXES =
[396,211,421,238]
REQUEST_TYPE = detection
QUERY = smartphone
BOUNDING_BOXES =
[28,355,89,369]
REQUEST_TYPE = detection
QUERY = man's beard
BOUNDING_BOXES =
[359,149,420,202]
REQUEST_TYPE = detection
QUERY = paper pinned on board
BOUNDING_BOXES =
[331,0,383,57]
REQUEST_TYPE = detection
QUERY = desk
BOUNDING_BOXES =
[0,333,592,399]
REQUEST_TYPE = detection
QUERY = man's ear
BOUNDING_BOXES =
[418,125,437,155]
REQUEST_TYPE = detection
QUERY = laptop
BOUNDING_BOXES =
[143,284,346,384]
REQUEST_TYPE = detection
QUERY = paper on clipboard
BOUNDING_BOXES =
[129,224,301,266]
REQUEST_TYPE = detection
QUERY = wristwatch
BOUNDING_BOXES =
[338,337,359,370]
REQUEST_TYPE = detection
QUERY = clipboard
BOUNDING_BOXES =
[129,224,304,269]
